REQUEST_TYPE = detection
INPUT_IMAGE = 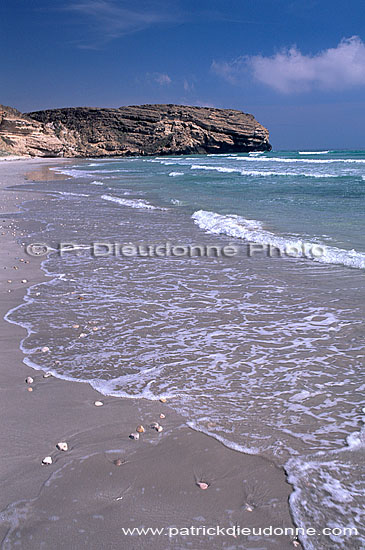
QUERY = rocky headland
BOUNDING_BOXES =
[0,103,271,158]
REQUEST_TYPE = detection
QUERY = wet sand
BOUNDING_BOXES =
[0,159,298,549]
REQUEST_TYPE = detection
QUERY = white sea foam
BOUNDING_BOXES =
[50,168,95,178]
[235,157,365,164]
[190,164,334,178]
[168,171,184,177]
[299,151,330,155]
[192,210,365,270]
[101,194,165,210]
[54,191,89,197]
[90,180,104,185]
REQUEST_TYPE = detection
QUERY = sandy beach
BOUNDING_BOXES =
[0,158,299,549]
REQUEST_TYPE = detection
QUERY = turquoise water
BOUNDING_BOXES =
[6,149,365,549]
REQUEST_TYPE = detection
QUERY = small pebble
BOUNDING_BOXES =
[136,425,145,433]
[129,432,140,440]
[43,372,53,378]
[156,425,163,433]
[197,482,209,490]
[92,327,99,331]
[27,387,33,392]
[150,422,160,430]
[159,397,167,403]
[42,456,53,466]
[21,279,28,283]
[25,376,34,384]
[113,458,124,466]
[79,333,87,338]
[94,400,103,407]
[41,346,50,353]
[72,324,80,329]
[7,280,12,283]
[56,442,68,452]
[159,413,165,419]
[35,292,40,296]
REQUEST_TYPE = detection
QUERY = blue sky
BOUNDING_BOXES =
[1,0,365,149]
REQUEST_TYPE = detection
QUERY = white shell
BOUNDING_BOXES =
[43,372,53,378]
[25,376,34,384]
[21,279,28,283]
[197,482,209,490]
[159,413,165,419]
[42,456,53,465]
[129,432,140,440]
[41,346,50,353]
[79,333,87,338]
[150,422,160,429]
[72,324,80,329]
[94,400,104,407]
[156,425,163,433]
[56,442,68,451]
[362,407,365,414]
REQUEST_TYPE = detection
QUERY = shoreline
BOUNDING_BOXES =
[0,159,298,549]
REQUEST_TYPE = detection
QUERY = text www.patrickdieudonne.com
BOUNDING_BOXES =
[120,524,358,539]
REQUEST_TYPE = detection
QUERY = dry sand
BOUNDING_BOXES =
[0,159,299,549]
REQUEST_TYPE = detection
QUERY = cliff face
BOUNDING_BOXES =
[0,104,65,157]
[1,104,271,158]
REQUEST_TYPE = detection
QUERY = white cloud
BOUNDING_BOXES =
[64,0,178,45]
[153,73,172,85]
[212,37,365,93]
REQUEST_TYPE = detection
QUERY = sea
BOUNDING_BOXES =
[6,150,365,549]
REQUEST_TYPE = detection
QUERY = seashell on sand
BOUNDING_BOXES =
[156,425,163,433]
[27,387,33,392]
[129,432,140,440]
[150,422,160,430]
[159,413,166,419]
[114,458,124,466]
[25,376,34,384]
[72,324,80,329]
[21,279,28,283]
[197,482,209,490]
[79,333,87,338]
[136,425,145,433]
[56,442,68,451]
[94,400,104,407]
[43,372,53,378]
[159,397,167,403]
[92,327,99,331]
[42,456,53,465]
[41,346,50,353]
